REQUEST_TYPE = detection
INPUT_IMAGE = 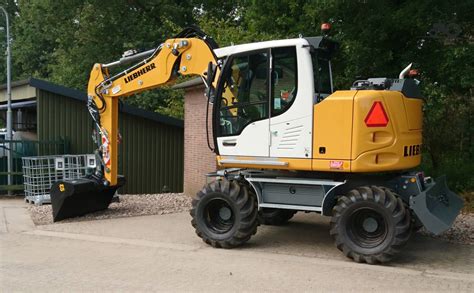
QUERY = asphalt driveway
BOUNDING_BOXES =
[1,198,473,291]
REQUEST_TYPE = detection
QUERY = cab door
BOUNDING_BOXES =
[215,50,270,157]
[269,46,314,159]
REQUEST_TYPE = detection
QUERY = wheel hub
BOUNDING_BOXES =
[347,208,388,249]
[204,198,235,234]
[362,217,378,233]
[219,206,232,221]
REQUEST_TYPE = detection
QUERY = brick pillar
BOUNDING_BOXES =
[183,86,216,196]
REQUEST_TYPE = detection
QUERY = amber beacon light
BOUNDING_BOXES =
[321,22,331,34]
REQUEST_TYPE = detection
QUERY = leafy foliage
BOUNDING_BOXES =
[124,87,185,119]
[0,0,472,191]
[3,0,193,116]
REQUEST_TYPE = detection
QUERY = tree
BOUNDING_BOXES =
[6,0,196,116]
[1,0,472,190]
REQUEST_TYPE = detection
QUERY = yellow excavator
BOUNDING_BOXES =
[51,26,462,264]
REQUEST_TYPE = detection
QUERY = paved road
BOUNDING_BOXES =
[1,198,473,292]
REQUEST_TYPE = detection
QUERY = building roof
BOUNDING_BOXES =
[0,78,183,128]
[0,79,36,103]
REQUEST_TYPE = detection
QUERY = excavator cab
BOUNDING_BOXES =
[212,36,338,159]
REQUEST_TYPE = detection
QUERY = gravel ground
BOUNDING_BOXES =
[27,194,473,245]
[27,193,192,226]
[419,213,474,245]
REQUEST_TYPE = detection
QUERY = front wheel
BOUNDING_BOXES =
[330,186,411,264]
[190,179,258,248]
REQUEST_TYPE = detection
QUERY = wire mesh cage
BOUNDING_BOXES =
[22,154,96,205]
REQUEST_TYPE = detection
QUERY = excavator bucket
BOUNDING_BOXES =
[50,176,125,222]
[410,176,464,235]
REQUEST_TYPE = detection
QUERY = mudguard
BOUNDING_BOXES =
[410,176,463,235]
[51,176,125,222]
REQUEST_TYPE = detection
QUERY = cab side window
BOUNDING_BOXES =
[271,47,297,116]
[311,52,332,101]
[219,51,269,136]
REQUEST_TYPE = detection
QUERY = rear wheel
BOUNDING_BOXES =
[258,208,296,225]
[330,186,411,264]
[190,179,258,248]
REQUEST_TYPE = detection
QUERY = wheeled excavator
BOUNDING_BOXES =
[50,26,463,264]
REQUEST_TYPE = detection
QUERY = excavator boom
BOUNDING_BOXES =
[89,36,219,186]
[51,28,220,221]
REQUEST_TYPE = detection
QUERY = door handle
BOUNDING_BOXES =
[223,141,237,147]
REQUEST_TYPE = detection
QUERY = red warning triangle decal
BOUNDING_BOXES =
[365,101,389,127]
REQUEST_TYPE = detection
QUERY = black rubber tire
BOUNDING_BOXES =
[190,179,258,248]
[258,208,297,225]
[330,186,411,264]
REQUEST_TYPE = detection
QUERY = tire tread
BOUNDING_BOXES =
[190,179,258,248]
[330,185,411,264]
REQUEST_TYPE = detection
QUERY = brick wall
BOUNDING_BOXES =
[184,86,216,196]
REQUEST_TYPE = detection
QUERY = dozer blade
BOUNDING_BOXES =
[50,176,125,222]
[410,176,464,235]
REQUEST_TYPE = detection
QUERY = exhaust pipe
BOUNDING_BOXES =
[399,63,413,79]
[50,176,125,222]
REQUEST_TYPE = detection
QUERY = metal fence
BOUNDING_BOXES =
[0,139,69,193]
[22,154,96,205]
